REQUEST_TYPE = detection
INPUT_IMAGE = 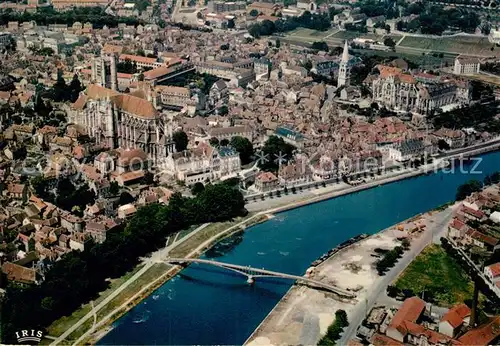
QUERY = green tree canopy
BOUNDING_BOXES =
[259,135,295,172]
[173,130,189,152]
[230,136,253,165]
[456,180,482,201]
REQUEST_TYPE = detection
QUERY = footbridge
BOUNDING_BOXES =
[164,258,356,298]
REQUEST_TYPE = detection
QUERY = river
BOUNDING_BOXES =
[99,152,500,345]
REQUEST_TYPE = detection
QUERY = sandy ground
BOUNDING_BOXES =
[245,211,446,346]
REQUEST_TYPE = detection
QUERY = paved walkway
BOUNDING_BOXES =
[396,35,406,46]
[50,223,209,346]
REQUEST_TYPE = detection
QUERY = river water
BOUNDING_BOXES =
[99,152,500,345]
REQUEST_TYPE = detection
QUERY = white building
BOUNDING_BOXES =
[484,262,500,284]
[438,304,471,338]
[164,143,241,185]
[454,55,480,75]
[490,211,500,224]
[488,28,500,44]
[388,138,431,162]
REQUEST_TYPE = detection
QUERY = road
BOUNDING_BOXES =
[50,223,209,346]
[338,206,456,344]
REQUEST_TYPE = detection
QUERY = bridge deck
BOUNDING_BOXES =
[164,258,355,298]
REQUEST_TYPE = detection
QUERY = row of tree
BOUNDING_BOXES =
[429,100,499,134]
[400,6,480,35]
[376,245,405,275]
[0,183,246,343]
[0,7,142,28]
[317,309,349,345]
[248,11,331,38]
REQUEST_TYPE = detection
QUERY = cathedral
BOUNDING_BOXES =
[369,65,468,115]
[68,54,175,166]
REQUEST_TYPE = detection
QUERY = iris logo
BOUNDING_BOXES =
[15,330,43,344]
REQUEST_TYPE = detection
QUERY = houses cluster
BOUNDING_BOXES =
[0,185,122,286]
[447,184,500,296]
[353,296,500,346]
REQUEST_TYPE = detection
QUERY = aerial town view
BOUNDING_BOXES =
[1,0,500,344]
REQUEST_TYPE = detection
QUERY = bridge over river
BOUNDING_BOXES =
[163,258,356,298]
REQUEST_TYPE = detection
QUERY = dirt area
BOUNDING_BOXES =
[245,229,404,346]
[245,209,449,346]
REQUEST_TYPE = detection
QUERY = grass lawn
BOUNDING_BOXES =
[398,35,498,57]
[45,264,145,337]
[395,244,474,307]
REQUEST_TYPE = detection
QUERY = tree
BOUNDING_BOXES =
[401,238,411,250]
[249,9,259,16]
[387,285,400,298]
[258,135,295,172]
[437,139,450,151]
[230,136,254,165]
[291,186,297,194]
[384,37,396,49]
[69,74,83,103]
[118,191,135,205]
[311,41,329,52]
[301,60,313,71]
[220,139,229,146]
[335,309,348,327]
[220,43,230,50]
[217,105,228,115]
[173,131,189,152]
[109,181,120,196]
[275,39,281,48]
[52,74,68,102]
[455,180,482,201]
[197,11,203,18]
[209,137,219,147]
[191,182,205,195]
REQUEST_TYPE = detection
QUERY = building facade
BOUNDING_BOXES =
[69,84,175,166]
[454,56,480,75]
[371,67,461,114]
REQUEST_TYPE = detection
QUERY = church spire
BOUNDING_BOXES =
[342,40,349,63]
[337,40,350,89]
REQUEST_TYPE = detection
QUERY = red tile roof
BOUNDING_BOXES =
[389,297,425,335]
[441,304,471,328]
[370,333,404,346]
[458,316,500,346]
[460,205,485,219]
[486,262,500,277]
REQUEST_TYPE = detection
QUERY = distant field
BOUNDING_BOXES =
[284,29,404,47]
[286,27,335,39]
[398,35,498,57]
